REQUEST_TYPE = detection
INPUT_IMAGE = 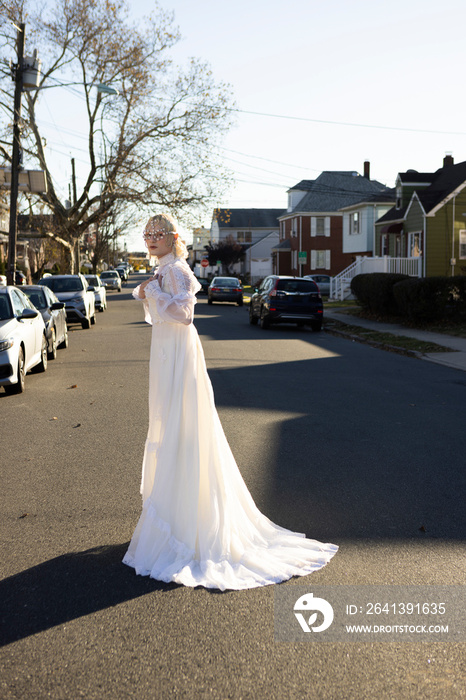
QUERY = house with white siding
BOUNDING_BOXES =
[210,208,284,280]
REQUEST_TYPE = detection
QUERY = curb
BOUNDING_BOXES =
[324,325,424,359]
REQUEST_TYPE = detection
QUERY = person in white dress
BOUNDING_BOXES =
[123,214,338,590]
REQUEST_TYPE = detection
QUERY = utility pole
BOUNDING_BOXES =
[71,157,80,272]
[7,23,25,285]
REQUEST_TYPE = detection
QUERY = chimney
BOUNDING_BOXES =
[443,153,454,168]
[363,161,370,179]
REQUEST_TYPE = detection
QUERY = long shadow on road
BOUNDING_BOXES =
[0,544,176,647]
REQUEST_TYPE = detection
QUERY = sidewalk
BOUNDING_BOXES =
[325,309,466,372]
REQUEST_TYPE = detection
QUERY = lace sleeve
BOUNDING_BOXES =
[145,262,200,325]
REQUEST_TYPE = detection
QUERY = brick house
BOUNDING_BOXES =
[276,167,387,277]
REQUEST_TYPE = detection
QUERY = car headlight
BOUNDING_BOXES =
[0,338,14,352]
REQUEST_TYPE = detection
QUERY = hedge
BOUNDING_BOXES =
[350,273,410,315]
[393,276,466,321]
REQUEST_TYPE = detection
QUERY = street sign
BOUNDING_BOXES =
[201,259,209,268]
[298,251,307,264]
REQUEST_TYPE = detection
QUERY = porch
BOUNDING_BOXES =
[331,255,422,300]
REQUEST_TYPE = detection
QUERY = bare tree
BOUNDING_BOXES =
[0,0,234,270]
[204,235,245,275]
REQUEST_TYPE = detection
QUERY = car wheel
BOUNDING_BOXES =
[249,304,258,325]
[237,298,243,307]
[82,316,91,329]
[48,326,58,360]
[208,298,213,305]
[260,308,270,329]
[311,320,323,332]
[58,325,69,349]
[90,312,96,325]
[34,334,48,373]
[99,305,105,312]
[4,347,25,394]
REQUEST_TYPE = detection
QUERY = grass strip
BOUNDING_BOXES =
[324,319,454,355]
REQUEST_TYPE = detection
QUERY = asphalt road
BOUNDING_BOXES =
[1,276,465,699]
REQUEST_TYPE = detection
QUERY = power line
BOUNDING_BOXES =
[230,107,466,137]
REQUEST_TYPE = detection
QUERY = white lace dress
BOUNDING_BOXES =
[123,252,338,590]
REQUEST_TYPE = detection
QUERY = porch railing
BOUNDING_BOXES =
[330,256,422,300]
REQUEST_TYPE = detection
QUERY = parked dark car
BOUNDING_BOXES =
[38,274,96,329]
[22,285,69,359]
[208,277,243,306]
[249,275,323,331]
[14,270,27,285]
[195,277,209,295]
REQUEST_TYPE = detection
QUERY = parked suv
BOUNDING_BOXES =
[39,274,96,329]
[249,275,323,331]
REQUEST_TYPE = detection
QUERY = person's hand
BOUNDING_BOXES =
[138,275,157,299]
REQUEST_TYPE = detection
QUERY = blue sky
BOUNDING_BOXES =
[27,0,466,248]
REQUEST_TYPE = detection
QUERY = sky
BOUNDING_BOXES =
[23,0,466,250]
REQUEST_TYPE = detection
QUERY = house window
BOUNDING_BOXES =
[292,250,298,268]
[408,232,422,258]
[291,219,298,238]
[311,217,330,237]
[311,250,331,270]
[396,186,402,209]
[350,212,360,234]
[460,230,466,259]
[381,234,389,256]
[237,231,252,243]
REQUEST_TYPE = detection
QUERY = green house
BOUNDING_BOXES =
[375,156,466,277]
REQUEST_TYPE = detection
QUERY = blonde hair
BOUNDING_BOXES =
[144,213,188,260]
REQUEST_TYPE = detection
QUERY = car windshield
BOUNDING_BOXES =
[212,278,239,287]
[0,294,13,320]
[41,277,83,292]
[101,272,117,278]
[276,279,318,293]
[86,277,99,285]
[22,289,47,309]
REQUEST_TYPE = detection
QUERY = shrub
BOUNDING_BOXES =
[394,276,466,321]
[351,273,410,315]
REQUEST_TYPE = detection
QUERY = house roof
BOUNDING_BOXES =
[213,208,284,228]
[398,170,437,184]
[339,188,396,210]
[287,180,315,192]
[375,206,408,225]
[377,160,466,223]
[285,171,387,214]
[417,160,466,213]
[272,239,291,251]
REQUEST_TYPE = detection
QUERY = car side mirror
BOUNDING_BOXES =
[51,301,65,310]
[18,308,39,320]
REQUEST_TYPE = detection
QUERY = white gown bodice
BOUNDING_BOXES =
[133,253,201,325]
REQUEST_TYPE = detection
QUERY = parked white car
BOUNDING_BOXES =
[0,286,48,394]
[0,274,7,286]
[39,274,96,329]
[100,270,122,292]
[84,274,107,311]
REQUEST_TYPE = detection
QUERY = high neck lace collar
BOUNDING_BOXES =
[156,252,176,269]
